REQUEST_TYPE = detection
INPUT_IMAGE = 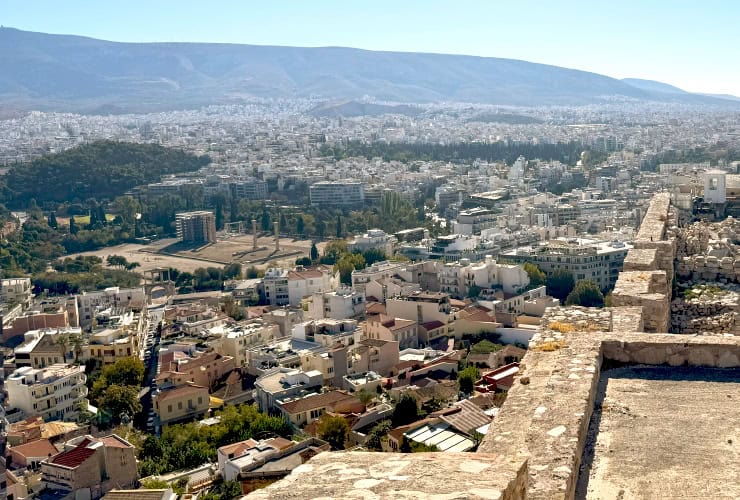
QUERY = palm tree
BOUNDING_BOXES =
[70,334,84,363]
[56,334,69,363]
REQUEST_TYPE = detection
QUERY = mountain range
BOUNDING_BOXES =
[1,27,738,113]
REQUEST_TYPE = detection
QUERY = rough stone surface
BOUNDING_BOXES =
[576,365,740,500]
[247,451,528,499]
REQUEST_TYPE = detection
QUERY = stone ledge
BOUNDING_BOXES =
[247,451,528,499]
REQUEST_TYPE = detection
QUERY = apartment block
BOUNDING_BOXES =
[309,181,364,208]
[175,210,217,244]
[6,364,88,422]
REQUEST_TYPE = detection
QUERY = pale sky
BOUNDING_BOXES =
[4,0,740,96]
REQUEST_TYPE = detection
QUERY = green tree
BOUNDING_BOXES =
[315,218,326,239]
[201,479,243,500]
[565,279,605,308]
[47,211,58,229]
[310,242,319,262]
[546,268,575,302]
[245,266,259,279]
[261,208,271,232]
[100,384,142,424]
[317,415,350,451]
[392,394,421,427]
[365,420,391,451]
[336,214,343,238]
[336,253,365,285]
[458,366,480,394]
[69,216,79,235]
[296,215,305,236]
[524,262,546,288]
[361,248,387,266]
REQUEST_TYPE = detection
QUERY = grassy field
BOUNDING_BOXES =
[70,214,116,224]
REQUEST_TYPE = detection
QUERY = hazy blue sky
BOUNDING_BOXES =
[4,0,739,95]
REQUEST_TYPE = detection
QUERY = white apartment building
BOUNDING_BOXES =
[364,277,421,303]
[348,229,397,257]
[263,268,289,306]
[351,261,408,294]
[309,181,365,208]
[307,288,365,320]
[501,238,633,290]
[438,256,530,298]
[213,321,282,367]
[264,266,337,307]
[293,318,362,348]
[76,287,146,328]
[450,208,498,235]
[6,364,87,422]
[1,277,33,308]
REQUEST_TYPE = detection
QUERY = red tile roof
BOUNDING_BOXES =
[10,438,58,459]
[49,445,96,468]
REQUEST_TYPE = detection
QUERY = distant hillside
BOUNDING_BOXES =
[1,27,738,112]
[3,141,210,206]
[309,100,422,118]
[622,78,687,94]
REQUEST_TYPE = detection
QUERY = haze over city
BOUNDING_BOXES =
[0,2,739,500]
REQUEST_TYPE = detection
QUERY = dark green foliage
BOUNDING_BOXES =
[47,211,58,229]
[365,420,391,451]
[392,394,421,427]
[32,255,141,295]
[310,243,319,261]
[138,404,290,476]
[565,279,605,307]
[524,262,546,288]
[458,366,480,394]
[296,215,305,235]
[317,415,350,450]
[69,216,79,234]
[245,266,259,279]
[90,357,145,425]
[295,256,312,267]
[469,340,503,355]
[361,248,387,266]
[3,140,209,206]
[200,479,243,500]
[546,268,576,302]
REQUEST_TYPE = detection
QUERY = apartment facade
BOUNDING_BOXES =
[1,278,33,309]
[153,384,210,425]
[307,288,365,320]
[309,181,365,208]
[6,364,88,422]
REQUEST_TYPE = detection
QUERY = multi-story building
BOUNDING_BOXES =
[438,256,530,298]
[159,350,236,390]
[212,321,282,367]
[175,210,217,244]
[450,208,498,235]
[262,268,290,306]
[364,314,419,350]
[1,278,33,309]
[13,328,83,369]
[351,261,408,294]
[348,229,397,256]
[41,434,137,496]
[309,181,365,208]
[385,292,453,345]
[6,364,87,422]
[501,238,632,290]
[286,265,338,306]
[2,296,78,343]
[86,310,146,366]
[153,383,210,426]
[293,318,362,348]
[255,368,324,414]
[229,178,268,200]
[76,287,146,329]
[307,288,365,320]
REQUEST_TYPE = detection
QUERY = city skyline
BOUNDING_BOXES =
[4,0,740,97]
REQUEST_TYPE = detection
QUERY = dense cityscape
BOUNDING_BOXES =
[1,6,740,500]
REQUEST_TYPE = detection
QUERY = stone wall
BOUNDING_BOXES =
[611,271,670,333]
[675,255,740,283]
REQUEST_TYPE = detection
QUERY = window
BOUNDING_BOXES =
[178,401,183,410]
[168,405,173,412]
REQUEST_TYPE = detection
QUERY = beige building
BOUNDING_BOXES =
[76,287,146,328]
[212,321,282,367]
[41,434,137,497]
[386,292,452,344]
[86,311,146,366]
[1,278,33,309]
[13,328,83,368]
[364,314,419,350]
[153,384,210,425]
[159,350,236,390]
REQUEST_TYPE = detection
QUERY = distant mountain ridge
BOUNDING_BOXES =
[0,27,738,113]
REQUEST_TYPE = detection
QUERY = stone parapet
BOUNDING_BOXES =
[611,271,670,333]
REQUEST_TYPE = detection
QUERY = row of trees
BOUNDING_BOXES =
[138,404,290,476]
[524,263,605,308]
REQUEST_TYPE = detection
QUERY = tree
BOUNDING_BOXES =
[365,420,391,451]
[296,215,305,236]
[361,248,387,266]
[565,279,605,308]
[261,208,271,232]
[316,218,326,239]
[280,212,288,233]
[310,242,319,262]
[317,415,349,451]
[47,211,58,229]
[524,262,546,288]
[245,266,259,279]
[69,216,79,235]
[336,214,343,238]
[336,253,365,285]
[392,394,421,427]
[100,384,142,424]
[458,366,480,394]
[201,479,243,500]
[356,389,374,405]
[546,268,575,302]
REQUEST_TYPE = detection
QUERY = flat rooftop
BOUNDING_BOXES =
[577,365,740,499]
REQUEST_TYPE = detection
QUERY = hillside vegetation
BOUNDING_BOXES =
[3,140,209,206]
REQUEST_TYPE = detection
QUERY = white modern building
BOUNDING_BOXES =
[264,266,338,307]
[1,278,33,308]
[6,364,88,422]
[348,229,397,257]
[307,288,365,320]
[76,287,146,328]
[212,321,282,367]
[309,181,365,208]
[438,256,530,298]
